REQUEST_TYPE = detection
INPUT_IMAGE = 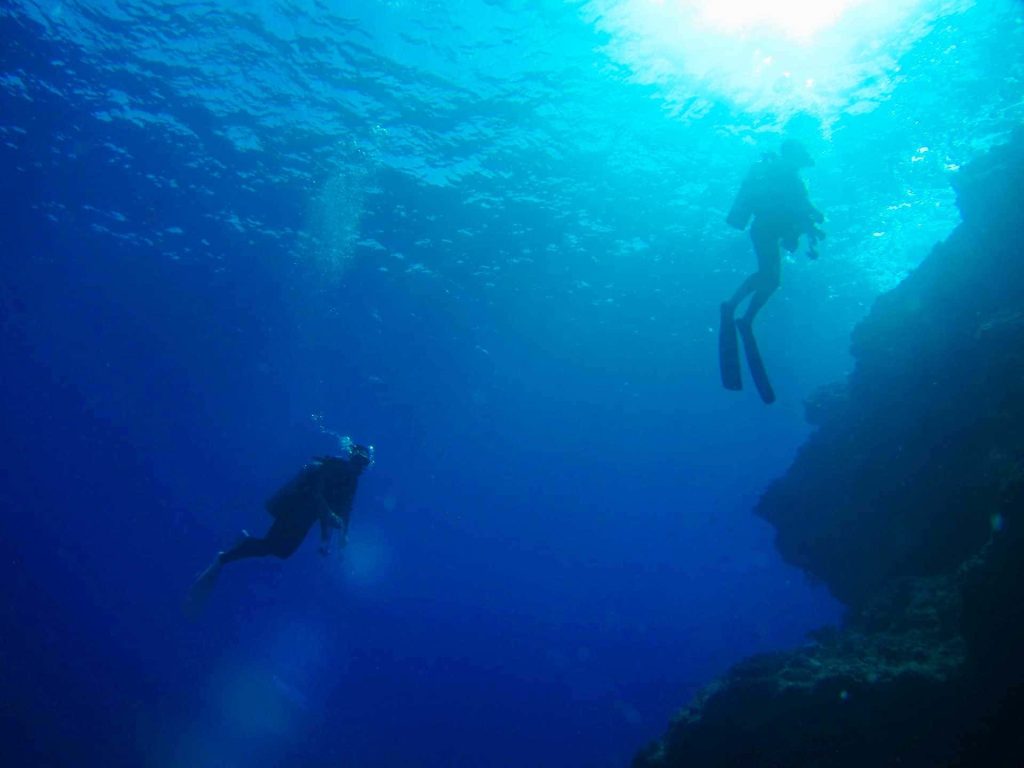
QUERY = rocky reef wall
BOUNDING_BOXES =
[637,128,1024,768]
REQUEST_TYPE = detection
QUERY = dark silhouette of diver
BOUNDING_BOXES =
[188,443,373,609]
[720,139,825,403]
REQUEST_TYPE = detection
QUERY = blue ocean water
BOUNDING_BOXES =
[1,1,1022,766]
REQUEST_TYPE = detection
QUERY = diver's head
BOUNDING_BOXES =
[315,440,374,471]
[349,443,375,471]
[779,139,814,169]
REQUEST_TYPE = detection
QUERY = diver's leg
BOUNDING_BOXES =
[260,524,306,559]
[217,531,278,564]
[225,515,309,562]
[186,535,258,615]
[741,284,776,325]
[724,273,760,314]
[185,521,304,615]
[197,513,311,578]
[732,228,779,403]
[721,261,762,391]
[739,230,781,326]
[725,227,774,314]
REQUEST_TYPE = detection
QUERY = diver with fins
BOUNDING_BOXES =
[186,441,374,613]
[720,139,825,404]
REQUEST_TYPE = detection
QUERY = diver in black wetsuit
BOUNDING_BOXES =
[724,139,825,326]
[719,140,825,403]
[187,444,373,608]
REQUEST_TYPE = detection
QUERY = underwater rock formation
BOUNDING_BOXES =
[637,129,1024,767]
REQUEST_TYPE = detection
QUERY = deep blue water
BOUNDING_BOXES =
[2,2,1022,766]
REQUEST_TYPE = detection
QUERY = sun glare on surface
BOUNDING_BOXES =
[587,0,971,120]
[692,0,864,41]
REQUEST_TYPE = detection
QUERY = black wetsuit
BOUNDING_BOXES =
[219,459,361,564]
[725,155,821,322]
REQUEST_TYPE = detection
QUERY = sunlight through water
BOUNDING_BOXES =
[694,0,866,41]
[584,0,975,122]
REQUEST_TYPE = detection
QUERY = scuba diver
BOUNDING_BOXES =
[187,442,374,610]
[720,139,825,404]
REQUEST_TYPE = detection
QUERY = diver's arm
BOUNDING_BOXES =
[316,497,345,555]
[313,493,346,561]
[798,194,826,245]
[317,510,347,554]
[796,181,824,226]
[312,471,343,555]
[805,209,826,260]
[314,493,331,555]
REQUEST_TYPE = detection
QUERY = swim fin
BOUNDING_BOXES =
[719,303,742,391]
[736,318,776,404]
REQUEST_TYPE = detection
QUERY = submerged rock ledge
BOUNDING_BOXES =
[637,129,1024,767]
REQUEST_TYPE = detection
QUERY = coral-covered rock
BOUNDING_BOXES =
[635,574,968,768]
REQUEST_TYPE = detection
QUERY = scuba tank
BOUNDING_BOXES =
[726,169,756,230]
[726,154,774,230]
